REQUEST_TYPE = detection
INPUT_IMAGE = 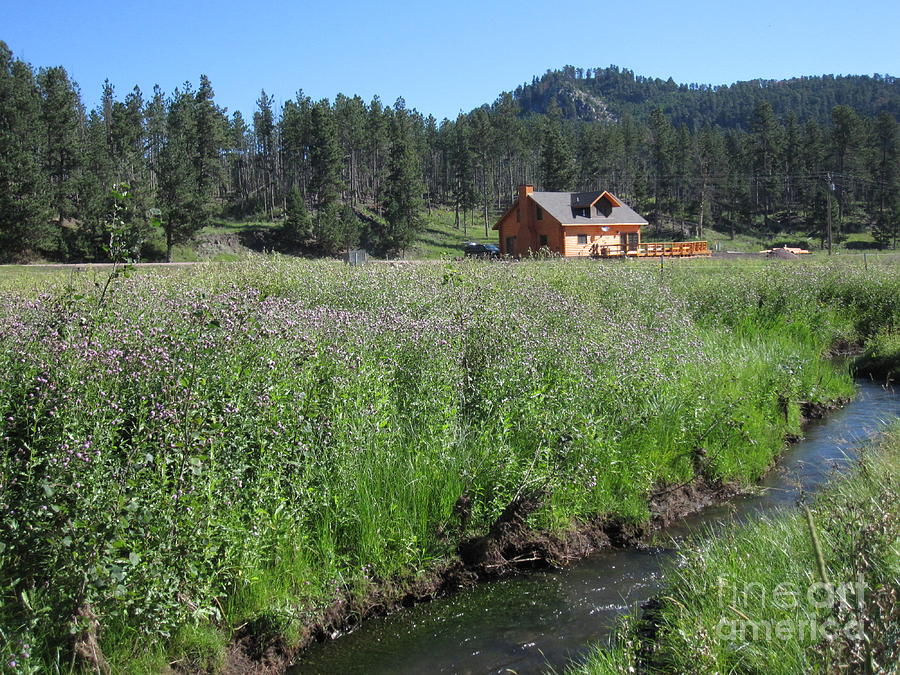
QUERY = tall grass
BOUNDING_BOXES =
[855,329,900,383]
[573,426,900,675]
[0,257,896,671]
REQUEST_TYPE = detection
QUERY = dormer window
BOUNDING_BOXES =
[595,198,613,217]
[574,207,589,218]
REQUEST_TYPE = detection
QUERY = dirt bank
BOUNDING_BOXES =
[214,399,848,675]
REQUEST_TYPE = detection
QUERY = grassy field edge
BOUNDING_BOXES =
[572,424,900,675]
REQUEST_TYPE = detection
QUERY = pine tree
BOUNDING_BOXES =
[450,115,477,231]
[0,42,50,259]
[469,107,495,234]
[723,131,752,238]
[830,105,860,226]
[306,100,346,253]
[800,120,827,227]
[491,92,523,204]
[337,203,362,251]
[226,110,252,216]
[422,114,443,207]
[253,90,276,219]
[307,101,342,210]
[376,101,424,255]
[749,101,782,233]
[782,113,802,225]
[279,92,312,202]
[693,126,726,238]
[193,75,225,226]
[281,185,311,247]
[647,107,674,222]
[158,85,199,261]
[366,96,389,208]
[579,124,603,190]
[619,115,643,204]
[156,77,226,260]
[871,112,899,248]
[37,65,84,229]
[144,85,167,196]
[74,83,151,260]
[539,104,576,191]
[117,86,146,185]
[672,124,692,231]
[78,109,116,258]
[334,94,367,205]
[100,82,145,185]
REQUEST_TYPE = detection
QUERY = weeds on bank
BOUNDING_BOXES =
[0,258,896,671]
[572,427,900,674]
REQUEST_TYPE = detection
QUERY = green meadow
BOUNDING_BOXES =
[0,256,897,672]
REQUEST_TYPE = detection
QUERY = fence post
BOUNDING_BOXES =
[864,252,868,271]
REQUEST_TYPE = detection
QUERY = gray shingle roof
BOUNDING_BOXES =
[530,191,648,226]
[571,192,600,208]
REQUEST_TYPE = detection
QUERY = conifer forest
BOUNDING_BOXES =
[1,42,898,263]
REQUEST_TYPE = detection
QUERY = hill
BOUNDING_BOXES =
[511,65,900,129]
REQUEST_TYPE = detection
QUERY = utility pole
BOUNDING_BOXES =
[825,172,833,255]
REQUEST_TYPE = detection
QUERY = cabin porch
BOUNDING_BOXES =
[594,241,711,258]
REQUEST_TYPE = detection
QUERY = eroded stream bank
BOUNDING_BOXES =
[290,380,898,674]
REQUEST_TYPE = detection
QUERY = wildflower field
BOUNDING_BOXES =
[1,257,897,671]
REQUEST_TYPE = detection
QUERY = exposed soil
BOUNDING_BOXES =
[825,339,863,359]
[215,482,750,674]
[853,355,899,385]
[74,603,110,675]
[710,250,764,258]
[194,229,281,258]
[213,398,849,675]
[768,248,800,260]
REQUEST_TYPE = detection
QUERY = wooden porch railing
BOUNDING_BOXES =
[595,241,710,258]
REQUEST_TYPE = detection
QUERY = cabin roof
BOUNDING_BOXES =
[530,191,648,226]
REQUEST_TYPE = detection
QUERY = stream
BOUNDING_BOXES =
[291,380,898,674]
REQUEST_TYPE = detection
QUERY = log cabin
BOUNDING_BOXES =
[494,185,710,258]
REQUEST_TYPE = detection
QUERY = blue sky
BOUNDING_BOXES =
[5,0,899,121]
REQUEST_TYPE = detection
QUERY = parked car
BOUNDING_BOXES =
[463,242,501,258]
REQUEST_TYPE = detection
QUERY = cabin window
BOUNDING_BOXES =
[539,234,548,247]
[596,198,613,217]
[536,205,543,220]
[574,207,589,218]
[577,234,588,245]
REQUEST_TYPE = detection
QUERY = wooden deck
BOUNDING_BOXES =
[596,241,711,258]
